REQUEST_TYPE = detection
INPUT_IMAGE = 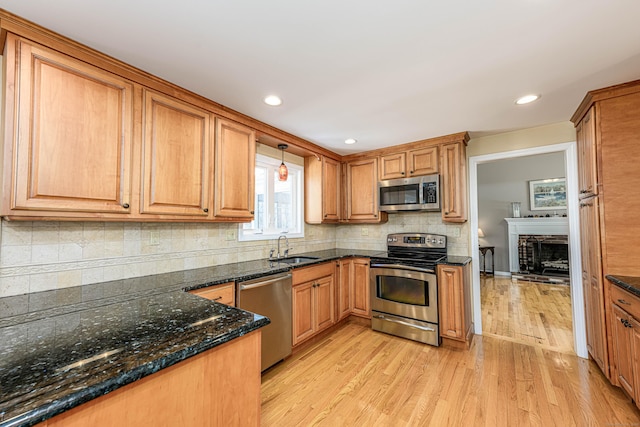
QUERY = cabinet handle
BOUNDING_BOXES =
[122,203,130,209]
[203,208,209,213]
[618,299,631,305]
[212,296,223,301]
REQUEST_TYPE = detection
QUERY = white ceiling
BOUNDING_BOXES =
[2,1,640,155]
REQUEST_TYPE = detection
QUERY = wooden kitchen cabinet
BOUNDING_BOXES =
[336,259,353,321]
[140,89,213,218]
[610,284,640,409]
[188,281,235,306]
[579,196,608,373]
[292,262,336,346]
[345,157,387,223]
[305,155,341,223]
[214,118,256,220]
[440,141,467,223]
[437,263,472,345]
[1,34,135,219]
[576,105,598,199]
[378,146,438,180]
[351,258,371,318]
[36,331,261,427]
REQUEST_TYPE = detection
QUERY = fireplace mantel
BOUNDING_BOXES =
[505,217,569,273]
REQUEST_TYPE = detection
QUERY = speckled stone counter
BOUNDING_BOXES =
[607,275,640,299]
[437,256,472,266]
[0,248,465,427]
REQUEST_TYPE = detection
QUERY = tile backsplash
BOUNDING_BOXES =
[0,212,469,297]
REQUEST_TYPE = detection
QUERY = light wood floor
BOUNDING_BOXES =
[481,276,574,353]
[261,321,640,426]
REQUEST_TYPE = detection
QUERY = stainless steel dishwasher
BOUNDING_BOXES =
[237,272,292,371]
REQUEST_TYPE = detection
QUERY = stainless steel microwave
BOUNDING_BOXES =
[378,174,440,212]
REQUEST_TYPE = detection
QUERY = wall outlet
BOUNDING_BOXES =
[149,231,160,245]
[361,227,369,236]
[226,229,236,241]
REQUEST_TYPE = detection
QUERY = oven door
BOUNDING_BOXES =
[369,264,438,324]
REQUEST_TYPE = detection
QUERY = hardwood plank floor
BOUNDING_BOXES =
[261,321,639,426]
[481,276,574,353]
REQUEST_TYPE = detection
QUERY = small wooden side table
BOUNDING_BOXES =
[479,246,495,276]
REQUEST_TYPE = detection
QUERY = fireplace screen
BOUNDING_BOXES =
[518,234,569,277]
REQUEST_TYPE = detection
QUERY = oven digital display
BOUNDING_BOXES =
[404,236,425,244]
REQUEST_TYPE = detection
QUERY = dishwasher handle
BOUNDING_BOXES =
[239,274,292,291]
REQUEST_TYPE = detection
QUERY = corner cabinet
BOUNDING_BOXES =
[345,157,388,223]
[292,262,336,346]
[214,118,256,220]
[140,89,213,218]
[305,156,341,223]
[437,263,472,346]
[1,34,135,218]
[440,141,468,223]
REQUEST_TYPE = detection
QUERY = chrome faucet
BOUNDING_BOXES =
[277,235,289,259]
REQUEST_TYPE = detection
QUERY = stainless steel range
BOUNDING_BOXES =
[370,233,447,346]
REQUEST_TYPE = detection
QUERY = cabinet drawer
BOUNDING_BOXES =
[612,285,640,320]
[293,262,335,285]
[189,282,235,306]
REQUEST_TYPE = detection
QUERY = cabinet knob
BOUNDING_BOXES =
[324,214,328,218]
[203,208,209,213]
[445,211,449,215]
[401,172,405,175]
[250,211,254,214]
[122,203,130,209]
[410,170,414,174]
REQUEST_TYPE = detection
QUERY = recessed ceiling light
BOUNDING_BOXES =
[345,138,357,145]
[264,95,282,106]
[515,94,540,105]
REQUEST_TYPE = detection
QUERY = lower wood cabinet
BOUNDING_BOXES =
[188,281,235,306]
[335,257,371,321]
[611,285,640,409]
[437,263,472,345]
[36,331,261,427]
[292,262,336,346]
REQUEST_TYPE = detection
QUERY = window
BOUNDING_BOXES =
[239,154,304,241]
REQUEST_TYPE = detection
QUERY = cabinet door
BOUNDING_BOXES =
[579,197,608,373]
[323,157,341,221]
[292,282,315,346]
[631,316,640,409]
[351,258,370,318]
[315,275,335,333]
[214,118,255,219]
[440,142,467,222]
[577,106,597,198]
[337,259,353,321]
[189,282,235,306]
[346,157,382,221]
[437,265,464,340]
[141,89,212,217]
[407,146,438,176]
[4,34,134,215]
[613,304,634,397]
[379,153,406,180]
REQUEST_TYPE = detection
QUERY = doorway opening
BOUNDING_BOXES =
[469,142,587,358]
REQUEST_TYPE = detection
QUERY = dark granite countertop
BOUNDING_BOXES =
[0,248,468,426]
[607,275,640,299]
[437,256,472,266]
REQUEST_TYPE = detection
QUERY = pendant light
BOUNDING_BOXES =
[278,144,289,181]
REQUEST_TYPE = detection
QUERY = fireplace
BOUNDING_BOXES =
[518,234,569,277]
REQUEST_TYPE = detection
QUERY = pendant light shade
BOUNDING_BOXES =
[278,144,288,181]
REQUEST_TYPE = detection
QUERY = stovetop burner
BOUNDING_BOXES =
[370,233,448,271]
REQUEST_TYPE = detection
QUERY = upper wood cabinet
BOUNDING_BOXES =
[576,106,597,199]
[346,157,387,223]
[1,34,135,218]
[378,146,438,180]
[440,141,467,223]
[214,118,256,219]
[305,156,341,223]
[141,89,212,217]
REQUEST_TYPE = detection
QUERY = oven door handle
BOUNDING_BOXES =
[373,314,436,332]
[370,263,434,274]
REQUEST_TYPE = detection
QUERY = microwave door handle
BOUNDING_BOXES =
[370,263,434,274]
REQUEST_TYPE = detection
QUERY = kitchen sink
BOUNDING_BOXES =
[277,256,319,264]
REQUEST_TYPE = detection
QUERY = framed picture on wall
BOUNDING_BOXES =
[529,178,566,210]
